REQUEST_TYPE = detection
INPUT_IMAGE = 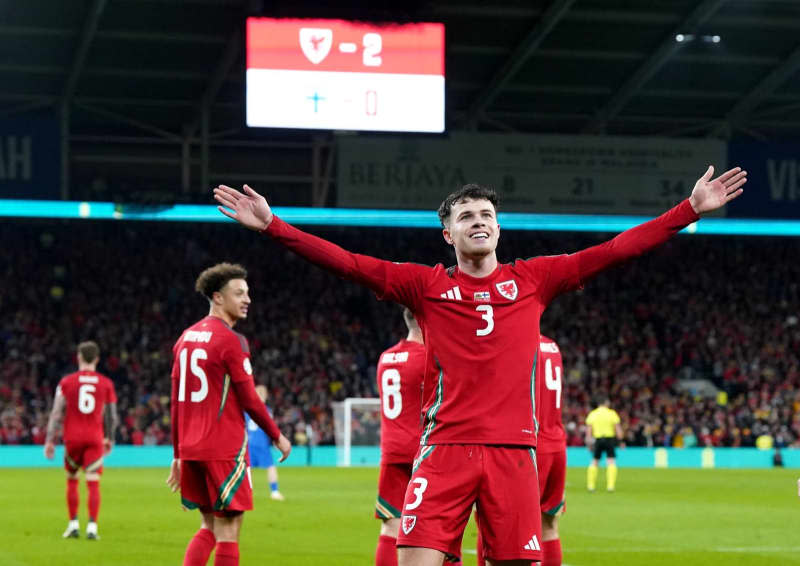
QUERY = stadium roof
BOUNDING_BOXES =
[3,0,800,202]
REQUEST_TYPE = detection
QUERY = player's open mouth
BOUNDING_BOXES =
[470,232,489,240]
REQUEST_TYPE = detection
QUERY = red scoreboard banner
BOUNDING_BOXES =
[246,18,445,132]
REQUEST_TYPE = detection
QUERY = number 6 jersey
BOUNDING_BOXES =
[376,339,426,464]
[58,371,117,446]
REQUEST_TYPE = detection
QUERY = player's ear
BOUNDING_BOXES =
[442,227,454,246]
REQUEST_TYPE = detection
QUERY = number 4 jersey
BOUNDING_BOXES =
[377,339,426,464]
[171,315,261,461]
[58,371,117,446]
[535,335,566,454]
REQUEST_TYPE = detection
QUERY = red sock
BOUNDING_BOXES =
[541,538,562,566]
[375,534,397,566]
[87,480,100,521]
[213,542,239,566]
[183,528,216,566]
[66,478,79,519]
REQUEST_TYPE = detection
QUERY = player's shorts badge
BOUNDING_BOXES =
[401,514,417,535]
[496,279,518,300]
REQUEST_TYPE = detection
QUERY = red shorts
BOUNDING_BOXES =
[397,445,542,562]
[375,461,412,519]
[537,450,567,516]
[180,459,253,517]
[64,441,104,474]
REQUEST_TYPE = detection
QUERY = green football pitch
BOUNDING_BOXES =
[1,467,798,565]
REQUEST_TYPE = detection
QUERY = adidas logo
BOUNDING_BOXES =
[440,286,462,300]
[523,534,541,551]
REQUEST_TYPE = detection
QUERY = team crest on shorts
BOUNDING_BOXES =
[401,515,417,535]
[496,279,518,300]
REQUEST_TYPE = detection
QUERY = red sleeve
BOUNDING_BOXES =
[222,333,253,384]
[233,380,282,441]
[265,215,430,309]
[170,359,179,458]
[535,199,699,303]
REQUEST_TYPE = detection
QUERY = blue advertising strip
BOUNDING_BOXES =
[727,141,800,218]
[2,446,799,468]
[0,110,60,199]
[3,199,800,236]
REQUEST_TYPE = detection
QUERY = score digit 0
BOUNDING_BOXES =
[366,90,378,116]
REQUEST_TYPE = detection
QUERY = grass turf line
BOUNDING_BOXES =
[0,467,797,565]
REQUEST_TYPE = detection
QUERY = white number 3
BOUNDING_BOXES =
[476,305,494,336]
[405,477,428,510]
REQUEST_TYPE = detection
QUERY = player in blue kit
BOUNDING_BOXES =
[246,385,284,501]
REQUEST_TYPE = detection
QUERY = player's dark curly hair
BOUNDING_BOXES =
[195,262,247,300]
[437,184,499,227]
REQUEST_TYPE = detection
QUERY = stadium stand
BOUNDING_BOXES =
[1,220,798,449]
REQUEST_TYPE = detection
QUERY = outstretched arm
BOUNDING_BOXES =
[541,166,746,300]
[214,184,426,307]
[44,389,65,459]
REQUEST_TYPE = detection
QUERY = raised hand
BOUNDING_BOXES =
[214,184,273,231]
[688,165,747,215]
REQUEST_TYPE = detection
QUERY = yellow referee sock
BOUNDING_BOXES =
[607,464,618,491]
[587,464,598,491]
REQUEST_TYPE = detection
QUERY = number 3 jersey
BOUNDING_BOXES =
[171,315,258,461]
[57,371,117,445]
[377,339,426,463]
[265,199,699,448]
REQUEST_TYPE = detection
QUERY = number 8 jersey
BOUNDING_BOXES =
[170,315,255,461]
[376,339,426,464]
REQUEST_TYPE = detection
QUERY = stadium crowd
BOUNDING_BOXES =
[1,219,798,449]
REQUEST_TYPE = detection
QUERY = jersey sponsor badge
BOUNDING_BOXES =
[243,358,253,375]
[401,514,417,535]
[474,291,491,301]
[496,279,518,300]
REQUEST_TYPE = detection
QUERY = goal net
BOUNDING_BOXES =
[333,398,381,467]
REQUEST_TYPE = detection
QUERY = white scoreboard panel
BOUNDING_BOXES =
[246,18,445,133]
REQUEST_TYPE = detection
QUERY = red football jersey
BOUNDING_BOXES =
[535,335,566,454]
[171,316,256,461]
[58,370,117,445]
[377,339,426,463]
[266,199,698,447]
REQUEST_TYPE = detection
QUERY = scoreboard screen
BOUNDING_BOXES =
[246,17,445,133]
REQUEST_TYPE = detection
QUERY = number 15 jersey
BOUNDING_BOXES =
[377,339,426,463]
[171,315,255,461]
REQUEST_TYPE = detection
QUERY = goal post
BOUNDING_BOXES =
[333,398,381,467]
